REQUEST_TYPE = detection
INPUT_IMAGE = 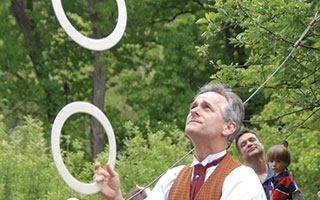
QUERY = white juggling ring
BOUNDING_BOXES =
[51,0,127,51]
[51,102,116,194]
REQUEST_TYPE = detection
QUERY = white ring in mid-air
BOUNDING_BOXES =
[51,102,116,194]
[52,0,127,51]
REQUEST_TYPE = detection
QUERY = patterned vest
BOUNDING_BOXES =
[168,152,242,200]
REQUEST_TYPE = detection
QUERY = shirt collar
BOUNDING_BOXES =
[190,150,227,167]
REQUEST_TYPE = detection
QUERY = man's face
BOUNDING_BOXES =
[185,92,228,141]
[237,132,264,160]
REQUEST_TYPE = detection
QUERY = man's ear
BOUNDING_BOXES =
[222,121,236,137]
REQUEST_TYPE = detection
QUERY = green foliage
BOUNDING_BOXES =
[0,0,94,132]
[0,116,43,199]
[0,115,91,199]
[0,0,222,158]
[0,115,58,199]
[116,121,192,193]
[116,3,221,132]
[0,115,193,199]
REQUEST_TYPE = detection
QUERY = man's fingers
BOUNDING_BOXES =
[106,163,118,177]
[94,162,101,170]
[93,162,110,183]
[93,173,108,182]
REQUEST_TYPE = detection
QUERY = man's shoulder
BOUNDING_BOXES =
[163,165,186,177]
[222,165,267,200]
[229,165,260,180]
[233,164,255,172]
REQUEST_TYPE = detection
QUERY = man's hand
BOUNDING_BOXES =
[94,162,124,200]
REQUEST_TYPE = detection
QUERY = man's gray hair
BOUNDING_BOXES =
[194,83,245,147]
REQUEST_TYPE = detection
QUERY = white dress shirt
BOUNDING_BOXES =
[145,150,266,200]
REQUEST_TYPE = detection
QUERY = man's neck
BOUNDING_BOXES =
[193,138,228,161]
[194,145,227,162]
[246,155,268,182]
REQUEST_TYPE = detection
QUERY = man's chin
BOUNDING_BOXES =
[185,127,198,137]
[248,150,264,159]
[246,149,258,156]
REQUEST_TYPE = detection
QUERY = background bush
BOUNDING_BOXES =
[0,116,193,199]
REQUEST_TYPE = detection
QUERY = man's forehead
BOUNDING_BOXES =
[193,92,227,103]
[239,132,259,142]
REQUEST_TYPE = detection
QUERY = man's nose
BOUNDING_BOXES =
[190,106,200,116]
[247,141,253,146]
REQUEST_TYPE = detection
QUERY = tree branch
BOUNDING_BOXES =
[244,104,320,123]
[154,10,193,23]
[286,107,320,138]
[210,22,230,47]
[236,2,320,51]
[11,0,57,122]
